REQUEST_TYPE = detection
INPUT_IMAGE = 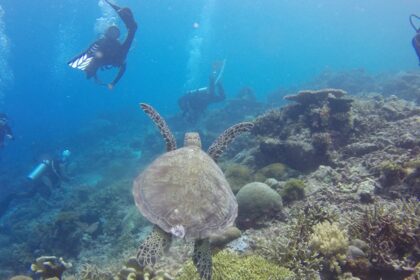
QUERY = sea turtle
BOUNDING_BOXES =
[133,103,253,280]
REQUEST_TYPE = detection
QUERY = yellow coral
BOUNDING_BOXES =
[176,250,294,280]
[309,221,349,273]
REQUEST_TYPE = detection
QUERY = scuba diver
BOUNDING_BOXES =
[410,14,420,65]
[0,113,14,148]
[68,0,137,90]
[178,60,226,122]
[27,149,72,192]
[0,149,72,218]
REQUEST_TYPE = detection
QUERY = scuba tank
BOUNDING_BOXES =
[410,15,420,65]
[27,160,50,181]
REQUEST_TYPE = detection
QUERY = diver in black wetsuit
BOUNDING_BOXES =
[0,150,72,218]
[410,14,420,65]
[178,61,226,122]
[68,0,137,89]
[0,113,14,148]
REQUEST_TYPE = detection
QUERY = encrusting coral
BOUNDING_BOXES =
[281,178,306,204]
[309,221,349,273]
[176,250,294,280]
[253,162,287,182]
[223,164,254,193]
[209,226,241,248]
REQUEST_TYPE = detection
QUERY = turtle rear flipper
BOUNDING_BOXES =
[136,226,172,267]
[140,103,177,151]
[207,122,254,162]
[193,238,212,280]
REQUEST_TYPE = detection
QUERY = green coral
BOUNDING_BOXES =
[281,179,305,203]
[176,250,294,280]
[254,163,287,182]
[224,164,254,193]
[309,221,349,273]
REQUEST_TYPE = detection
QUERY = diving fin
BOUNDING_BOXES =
[68,43,99,71]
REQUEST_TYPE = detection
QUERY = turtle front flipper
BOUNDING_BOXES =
[193,238,212,280]
[207,122,254,162]
[136,226,172,267]
[140,103,177,151]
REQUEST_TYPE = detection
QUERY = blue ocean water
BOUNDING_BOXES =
[0,0,418,163]
[0,0,419,277]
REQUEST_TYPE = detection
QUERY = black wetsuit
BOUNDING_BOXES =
[178,76,226,122]
[0,123,13,148]
[69,2,137,86]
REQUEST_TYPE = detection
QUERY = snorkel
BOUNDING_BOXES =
[410,15,420,65]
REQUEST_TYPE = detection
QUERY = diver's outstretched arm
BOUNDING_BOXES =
[108,63,127,89]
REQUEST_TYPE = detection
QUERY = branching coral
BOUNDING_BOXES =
[116,257,173,280]
[349,198,419,276]
[176,250,294,280]
[79,263,114,280]
[309,221,349,273]
[254,202,338,279]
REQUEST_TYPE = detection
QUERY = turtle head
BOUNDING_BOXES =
[184,132,201,148]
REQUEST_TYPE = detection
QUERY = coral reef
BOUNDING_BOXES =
[176,250,294,280]
[209,226,241,248]
[115,257,173,280]
[223,164,254,193]
[253,202,339,279]
[252,88,354,171]
[1,72,420,280]
[309,221,349,273]
[253,162,288,182]
[9,276,33,280]
[348,199,419,279]
[30,256,72,279]
[235,182,283,229]
[280,178,306,204]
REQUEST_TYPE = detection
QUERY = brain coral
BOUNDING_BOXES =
[236,182,283,228]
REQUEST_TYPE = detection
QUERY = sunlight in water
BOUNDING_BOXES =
[184,0,216,90]
[95,0,117,35]
[0,5,13,102]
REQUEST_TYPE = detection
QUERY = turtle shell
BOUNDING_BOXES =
[133,146,237,240]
